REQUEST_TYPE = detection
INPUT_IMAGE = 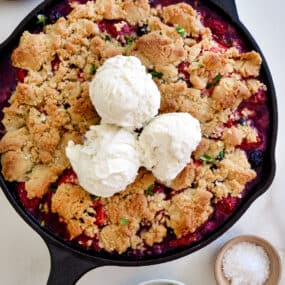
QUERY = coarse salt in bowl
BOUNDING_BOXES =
[214,235,282,285]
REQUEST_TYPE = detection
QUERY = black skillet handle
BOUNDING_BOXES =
[45,240,104,285]
[209,0,239,22]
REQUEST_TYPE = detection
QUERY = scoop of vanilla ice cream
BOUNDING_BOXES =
[89,55,160,129]
[66,124,140,197]
[139,113,201,186]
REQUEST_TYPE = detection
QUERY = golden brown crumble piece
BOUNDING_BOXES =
[1,151,33,182]
[167,188,213,237]
[26,108,61,164]
[12,32,54,71]
[201,109,232,138]
[147,16,182,41]
[51,183,96,239]
[200,51,234,75]
[190,74,208,90]
[211,149,257,198]
[10,83,43,107]
[192,147,256,199]
[141,224,167,246]
[211,77,251,111]
[55,132,83,169]
[222,125,258,147]
[2,100,29,132]
[246,79,266,95]
[122,0,151,25]
[0,127,29,153]
[159,81,213,123]
[99,219,141,254]
[90,37,124,61]
[26,165,63,199]
[103,170,167,224]
[68,2,99,21]
[218,149,256,185]
[95,0,125,20]
[193,138,224,161]
[170,162,196,191]
[162,3,205,37]
[133,31,186,67]
[233,51,262,77]
[0,127,33,181]
[122,169,156,196]
[155,64,179,83]
[105,193,153,224]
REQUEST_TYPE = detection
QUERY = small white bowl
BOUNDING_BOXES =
[137,279,186,285]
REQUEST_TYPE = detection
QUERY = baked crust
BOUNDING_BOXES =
[51,183,97,239]
[167,188,213,237]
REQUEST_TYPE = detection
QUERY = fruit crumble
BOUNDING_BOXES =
[0,0,269,257]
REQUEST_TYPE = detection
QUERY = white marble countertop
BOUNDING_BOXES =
[0,0,284,284]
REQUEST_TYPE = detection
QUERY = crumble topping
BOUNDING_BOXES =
[0,0,266,255]
[166,188,213,237]
[51,183,97,239]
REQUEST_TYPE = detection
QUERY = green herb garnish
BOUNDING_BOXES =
[200,150,225,165]
[206,73,222,89]
[105,35,111,41]
[144,184,155,196]
[125,35,135,49]
[37,14,48,26]
[40,220,46,227]
[216,150,225,161]
[90,64,96,75]
[150,71,163,79]
[38,203,43,211]
[176,26,186,38]
[91,195,99,201]
[119,218,129,225]
[200,154,216,164]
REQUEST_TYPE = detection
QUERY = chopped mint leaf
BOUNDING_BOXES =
[216,150,225,161]
[91,195,99,201]
[38,203,43,211]
[37,14,48,26]
[105,35,111,41]
[90,64,96,75]
[200,154,216,164]
[119,218,129,225]
[144,184,155,196]
[125,35,135,49]
[201,150,225,164]
[40,220,46,227]
[176,26,186,38]
[206,73,222,89]
[125,35,134,43]
[150,71,163,79]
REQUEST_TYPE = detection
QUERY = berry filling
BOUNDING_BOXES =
[16,69,27,83]
[98,20,134,40]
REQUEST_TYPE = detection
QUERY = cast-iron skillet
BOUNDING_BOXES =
[0,0,278,284]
